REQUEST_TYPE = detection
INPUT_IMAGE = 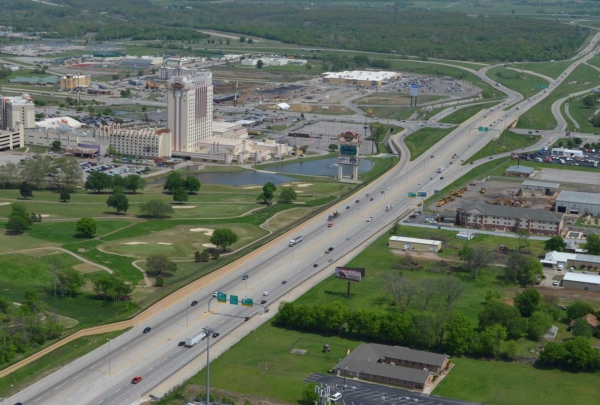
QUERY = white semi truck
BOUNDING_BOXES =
[289,236,303,247]
[185,332,207,347]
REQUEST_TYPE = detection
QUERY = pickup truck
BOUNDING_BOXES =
[325,247,334,254]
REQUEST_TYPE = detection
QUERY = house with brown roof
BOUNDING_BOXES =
[569,314,599,332]
[333,343,449,390]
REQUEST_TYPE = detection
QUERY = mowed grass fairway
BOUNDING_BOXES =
[464,131,541,163]
[404,127,454,161]
[434,357,600,405]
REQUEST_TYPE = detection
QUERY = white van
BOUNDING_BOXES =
[557,264,564,271]
[330,393,342,402]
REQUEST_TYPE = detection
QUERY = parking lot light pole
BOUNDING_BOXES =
[343,365,348,388]
[107,339,111,375]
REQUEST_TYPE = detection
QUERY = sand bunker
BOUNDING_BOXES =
[202,243,217,248]
[281,184,292,187]
[40,214,50,218]
[172,206,196,209]
[296,183,313,187]
[242,185,262,189]
[0,202,11,206]
[295,191,304,193]
[190,227,214,236]
[156,242,172,245]
[124,242,148,245]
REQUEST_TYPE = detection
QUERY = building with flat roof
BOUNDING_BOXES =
[551,148,584,158]
[541,250,600,269]
[322,70,400,87]
[334,343,448,390]
[159,66,198,80]
[167,73,213,152]
[35,117,83,130]
[122,55,163,66]
[1,94,35,130]
[0,126,24,151]
[562,272,600,291]
[458,202,563,235]
[388,236,442,252]
[521,180,560,196]
[504,165,534,177]
[556,190,600,215]
[59,74,91,91]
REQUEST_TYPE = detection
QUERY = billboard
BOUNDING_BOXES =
[335,267,365,282]
[340,144,358,156]
[338,131,361,145]
[410,84,419,97]
[339,156,359,165]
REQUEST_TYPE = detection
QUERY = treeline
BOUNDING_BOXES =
[276,286,600,369]
[320,54,391,72]
[0,156,82,191]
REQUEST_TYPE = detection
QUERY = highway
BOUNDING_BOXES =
[7,31,600,405]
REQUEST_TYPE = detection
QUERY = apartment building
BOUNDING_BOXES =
[1,94,35,130]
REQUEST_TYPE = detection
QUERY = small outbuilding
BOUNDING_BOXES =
[389,236,442,252]
[504,165,534,177]
[277,102,290,110]
[521,180,560,196]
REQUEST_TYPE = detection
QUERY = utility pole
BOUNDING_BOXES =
[203,327,215,405]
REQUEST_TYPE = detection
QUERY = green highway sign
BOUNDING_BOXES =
[478,126,483,131]
[535,85,549,89]
[242,298,254,307]
[408,192,417,198]
[217,292,227,303]
[230,295,238,305]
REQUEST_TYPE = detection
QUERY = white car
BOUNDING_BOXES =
[263,291,269,296]
[552,281,559,286]
[366,216,373,222]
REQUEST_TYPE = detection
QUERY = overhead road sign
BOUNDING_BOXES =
[242,298,254,307]
[217,292,227,303]
[230,295,238,305]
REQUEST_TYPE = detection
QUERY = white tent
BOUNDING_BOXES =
[277,102,290,110]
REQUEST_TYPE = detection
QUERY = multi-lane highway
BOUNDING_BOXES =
[8,31,600,405]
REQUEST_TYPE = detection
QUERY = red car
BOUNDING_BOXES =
[327,222,333,227]
[131,376,142,384]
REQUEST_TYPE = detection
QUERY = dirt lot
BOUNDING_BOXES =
[429,180,557,212]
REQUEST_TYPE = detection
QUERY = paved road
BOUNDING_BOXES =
[8,30,600,405]
[305,374,479,405]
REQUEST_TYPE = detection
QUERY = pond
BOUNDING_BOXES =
[152,170,294,186]
[265,157,375,178]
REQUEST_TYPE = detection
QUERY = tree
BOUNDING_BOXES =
[139,199,174,218]
[582,93,597,108]
[256,59,264,69]
[76,217,97,237]
[328,144,339,152]
[566,300,595,321]
[85,171,111,193]
[173,187,189,204]
[583,234,600,255]
[458,245,491,279]
[194,251,201,263]
[385,272,419,313]
[6,215,28,233]
[516,229,530,251]
[106,193,129,213]
[301,383,319,405]
[278,187,298,203]
[505,254,542,287]
[257,182,277,204]
[199,250,210,262]
[59,189,70,203]
[538,341,568,367]
[124,175,146,194]
[19,181,33,200]
[56,268,85,298]
[527,311,553,340]
[503,340,518,360]
[479,324,507,358]
[239,36,246,42]
[184,176,201,193]
[52,157,83,191]
[438,276,466,309]
[445,312,473,355]
[571,317,593,337]
[146,254,177,277]
[514,289,541,317]
[51,140,61,150]
[248,38,254,44]
[210,228,239,251]
[418,278,439,310]
[163,171,184,193]
[21,156,51,188]
[544,236,566,252]
[479,299,527,339]
[111,175,125,190]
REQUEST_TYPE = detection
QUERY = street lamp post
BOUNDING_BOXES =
[204,327,214,405]
[186,295,189,328]
[343,365,348,388]
[107,339,111,375]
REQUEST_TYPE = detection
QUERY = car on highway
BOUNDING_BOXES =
[386,187,390,190]
[370,197,374,201]
[212,333,220,338]
[263,291,269,296]
[191,300,198,306]
[380,190,384,194]
[326,247,334,253]
[440,176,445,180]
[260,300,267,305]
[131,376,143,384]
[366,216,373,222]
[489,156,493,159]
[143,327,151,334]
[430,155,434,158]
[328,221,334,227]
[282,280,287,284]
[178,341,185,346]
[213,292,218,297]
[356,199,360,203]
[346,205,350,209]
[328,258,333,262]
[430,176,433,180]
[242,275,248,280]
[346,236,352,240]
[313,264,319,268]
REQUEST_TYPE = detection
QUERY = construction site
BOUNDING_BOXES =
[429,180,559,212]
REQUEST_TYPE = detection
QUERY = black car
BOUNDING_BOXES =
[440,176,445,180]
[355,199,360,203]
[261,300,267,305]
[346,206,350,209]
[313,263,319,268]
[191,300,198,306]
[366,193,370,197]
[212,333,220,338]
[178,341,185,346]
[370,198,374,201]
[143,327,151,333]
[242,275,248,280]
[282,280,287,284]
[380,191,384,194]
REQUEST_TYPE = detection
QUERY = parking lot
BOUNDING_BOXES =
[305,374,475,405]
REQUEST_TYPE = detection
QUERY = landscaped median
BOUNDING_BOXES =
[463,131,541,164]
[404,126,455,161]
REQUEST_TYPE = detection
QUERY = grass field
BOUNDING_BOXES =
[368,106,415,120]
[439,102,499,125]
[486,66,550,99]
[356,93,447,106]
[26,220,133,243]
[511,60,573,79]
[0,329,125,398]
[404,127,455,161]
[434,357,600,405]
[464,132,541,163]
[516,63,600,130]
[564,96,599,134]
